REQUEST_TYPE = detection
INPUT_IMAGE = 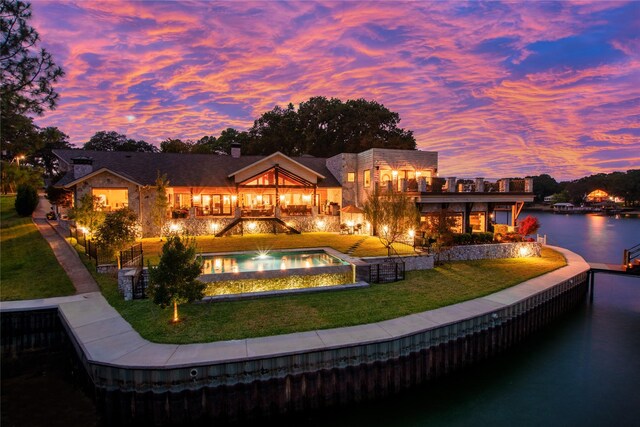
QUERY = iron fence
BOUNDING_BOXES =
[359,260,405,283]
[69,224,116,268]
[120,243,143,269]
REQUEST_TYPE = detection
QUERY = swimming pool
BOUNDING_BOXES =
[198,249,355,297]
[200,249,349,274]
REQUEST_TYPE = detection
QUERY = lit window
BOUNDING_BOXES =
[347,172,355,182]
[364,170,371,187]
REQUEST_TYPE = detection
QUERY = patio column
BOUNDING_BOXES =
[274,167,280,207]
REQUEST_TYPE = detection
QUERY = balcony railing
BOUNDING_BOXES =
[385,177,533,194]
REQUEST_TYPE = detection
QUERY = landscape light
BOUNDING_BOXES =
[519,246,530,257]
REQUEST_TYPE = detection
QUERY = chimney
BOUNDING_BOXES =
[72,156,93,179]
[475,177,485,192]
[231,142,241,158]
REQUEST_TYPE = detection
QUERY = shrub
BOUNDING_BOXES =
[453,233,473,245]
[502,232,524,242]
[95,208,139,262]
[518,215,541,237]
[14,184,39,216]
[475,232,494,243]
[452,232,496,245]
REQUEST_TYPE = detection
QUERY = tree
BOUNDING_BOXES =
[44,184,72,214]
[518,215,540,237]
[530,174,560,203]
[83,131,156,152]
[422,209,458,263]
[363,184,384,236]
[150,172,170,240]
[0,105,40,161]
[70,192,104,235]
[120,138,158,153]
[364,186,419,256]
[245,97,416,157]
[1,159,43,193]
[246,103,300,155]
[14,183,38,216]
[212,128,249,154]
[83,131,127,151]
[1,0,64,116]
[190,135,217,154]
[32,126,73,177]
[94,208,139,266]
[147,235,205,323]
[160,138,191,153]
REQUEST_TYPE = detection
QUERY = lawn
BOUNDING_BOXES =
[0,195,75,301]
[93,246,566,344]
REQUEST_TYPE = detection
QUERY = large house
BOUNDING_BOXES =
[52,145,533,237]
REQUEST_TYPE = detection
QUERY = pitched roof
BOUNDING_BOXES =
[52,149,340,188]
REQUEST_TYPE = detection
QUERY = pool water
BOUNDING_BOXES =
[199,250,349,274]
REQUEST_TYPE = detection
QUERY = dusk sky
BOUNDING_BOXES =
[31,1,639,180]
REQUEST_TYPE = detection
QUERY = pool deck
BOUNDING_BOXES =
[0,245,590,369]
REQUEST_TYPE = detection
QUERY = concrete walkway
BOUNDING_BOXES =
[32,196,99,294]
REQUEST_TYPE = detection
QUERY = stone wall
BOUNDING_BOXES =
[362,254,435,271]
[360,242,539,272]
[438,242,541,262]
[158,215,341,236]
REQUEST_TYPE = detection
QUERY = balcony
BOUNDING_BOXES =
[390,177,533,194]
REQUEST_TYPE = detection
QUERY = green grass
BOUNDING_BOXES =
[0,195,75,301]
[91,245,566,344]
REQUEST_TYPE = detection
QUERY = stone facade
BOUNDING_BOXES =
[438,242,541,262]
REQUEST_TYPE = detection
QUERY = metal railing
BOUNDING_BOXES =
[623,243,640,271]
[120,243,143,269]
[365,260,405,283]
[69,225,115,269]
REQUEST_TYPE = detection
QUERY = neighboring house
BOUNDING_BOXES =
[53,145,533,237]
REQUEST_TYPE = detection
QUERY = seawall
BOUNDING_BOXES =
[1,246,589,425]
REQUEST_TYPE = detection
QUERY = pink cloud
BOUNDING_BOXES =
[29,1,640,180]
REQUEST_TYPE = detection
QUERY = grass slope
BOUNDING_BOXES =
[94,245,565,344]
[0,195,75,301]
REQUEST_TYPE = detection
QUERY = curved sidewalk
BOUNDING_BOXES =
[0,246,590,369]
[32,196,99,294]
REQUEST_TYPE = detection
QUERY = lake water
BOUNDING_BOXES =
[294,211,640,427]
[2,212,639,426]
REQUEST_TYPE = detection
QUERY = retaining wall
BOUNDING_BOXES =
[1,247,588,426]
[438,241,541,261]
[90,271,587,425]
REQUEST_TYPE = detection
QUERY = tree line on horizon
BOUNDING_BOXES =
[531,172,640,207]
